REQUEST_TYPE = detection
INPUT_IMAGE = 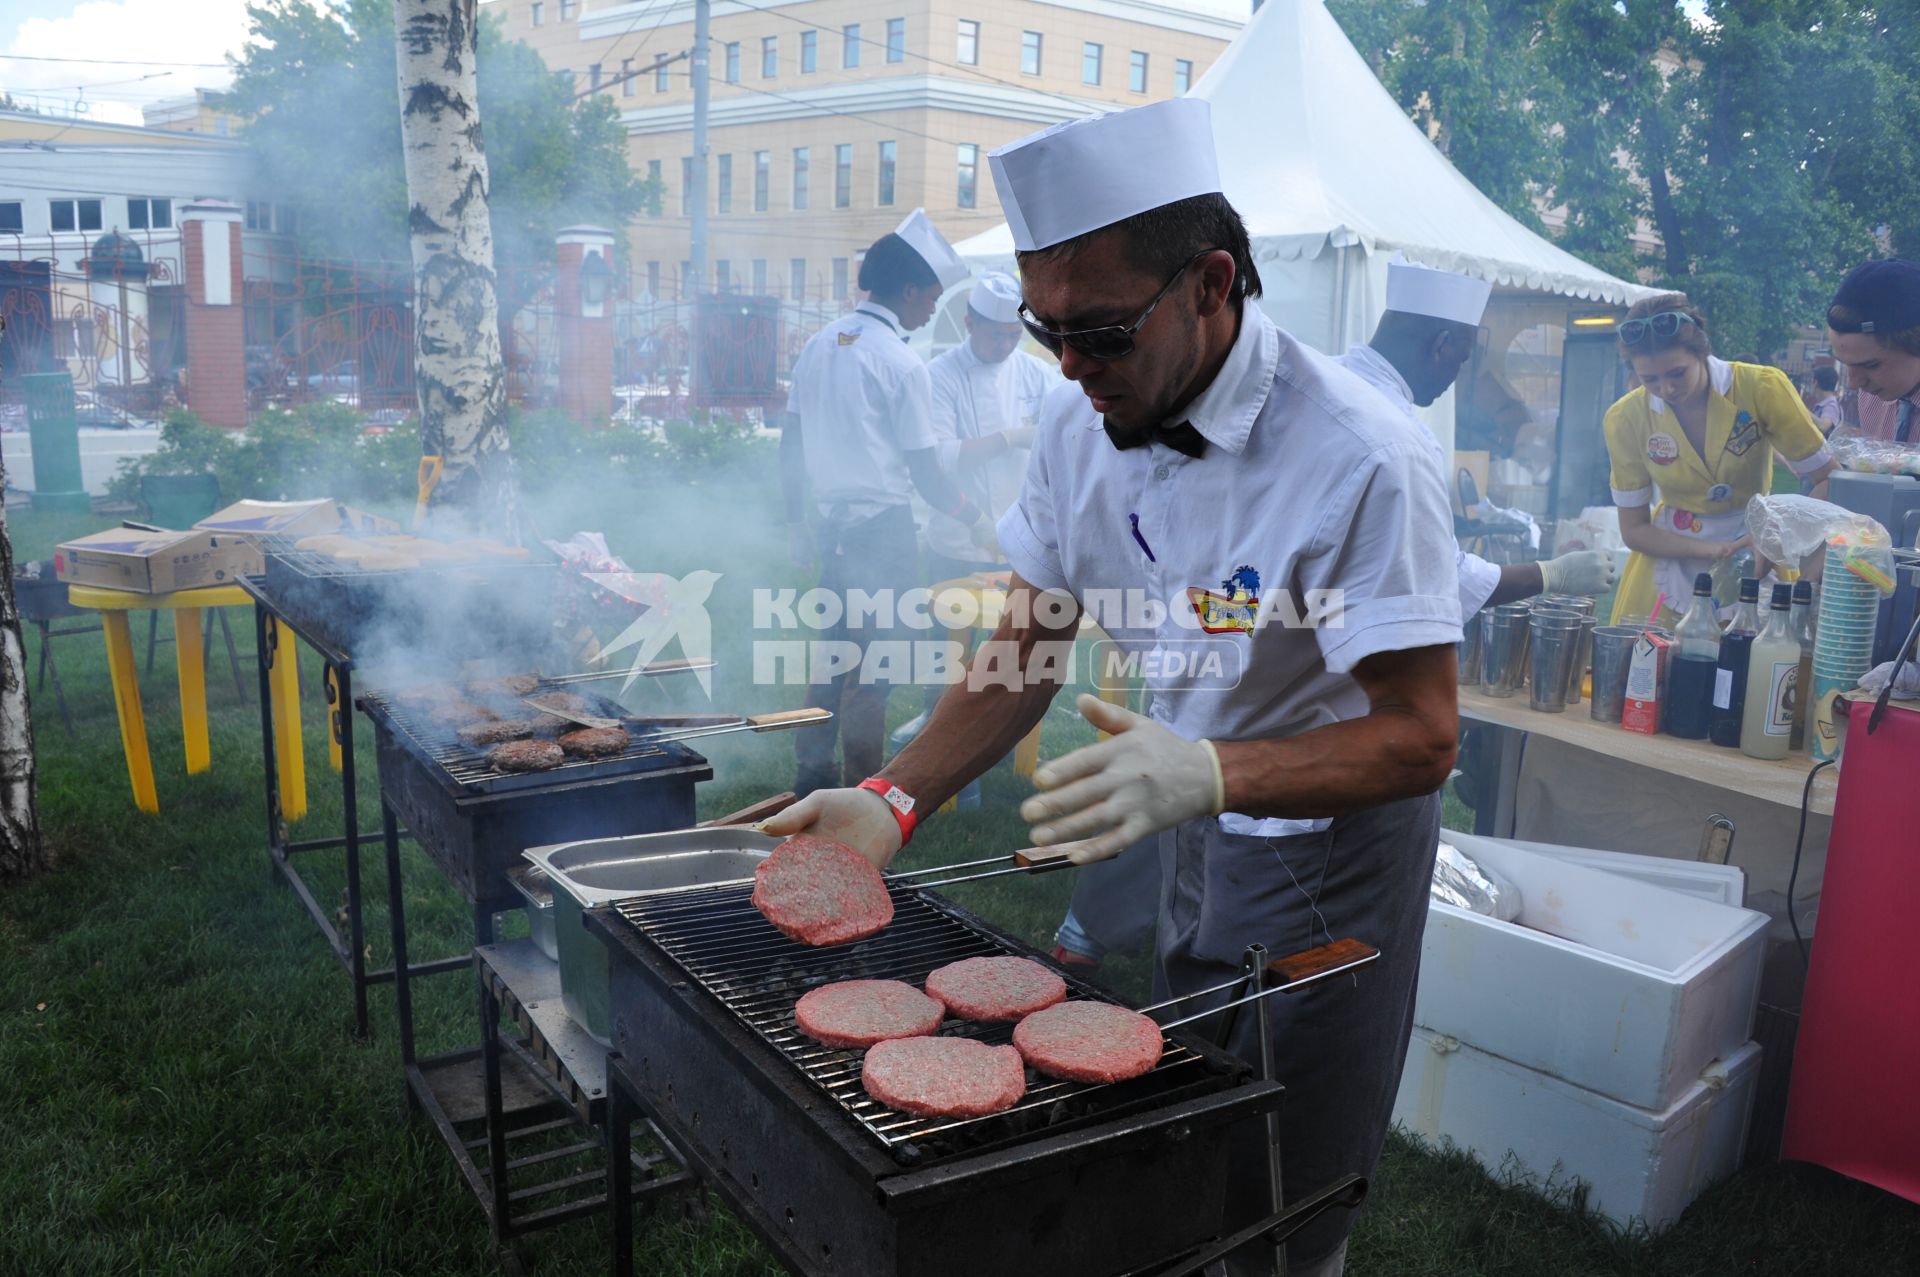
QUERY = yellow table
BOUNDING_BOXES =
[68,583,308,816]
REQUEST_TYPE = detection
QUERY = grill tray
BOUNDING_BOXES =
[611,878,1216,1158]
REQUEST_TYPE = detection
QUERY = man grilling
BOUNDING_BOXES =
[765,100,1461,1277]
[1339,257,1616,613]
[782,209,988,796]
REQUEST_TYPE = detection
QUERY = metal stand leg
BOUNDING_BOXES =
[334,662,369,1039]
[607,1059,634,1277]
[1248,944,1287,1277]
[383,803,416,1068]
[145,606,159,677]
[480,952,512,1241]
[217,608,245,698]
[256,603,283,850]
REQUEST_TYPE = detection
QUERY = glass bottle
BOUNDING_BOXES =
[1666,572,1721,740]
[1742,584,1799,759]
[1789,580,1816,751]
[1709,578,1761,747]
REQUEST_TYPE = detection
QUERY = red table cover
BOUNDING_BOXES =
[1781,697,1920,1202]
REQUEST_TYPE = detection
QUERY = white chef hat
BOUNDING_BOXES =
[968,271,1023,324]
[1384,253,1492,326]
[989,99,1221,253]
[893,208,970,291]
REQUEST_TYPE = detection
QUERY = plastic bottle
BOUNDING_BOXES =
[1788,580,1816,751]
[1709,578,1761,747]
[1666,572,1721,740]
[1743,584,1800,759]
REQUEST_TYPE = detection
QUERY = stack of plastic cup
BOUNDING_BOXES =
[1811,544,1883,759]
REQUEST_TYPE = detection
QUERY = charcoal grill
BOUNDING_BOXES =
[591,878,1370,1277]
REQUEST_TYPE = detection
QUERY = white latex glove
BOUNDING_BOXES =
[1017,694,1224,865]
[1539,548,1617,597]
[969,518,1000,557]
[757,787,903,870]
[1002,423,1037,450]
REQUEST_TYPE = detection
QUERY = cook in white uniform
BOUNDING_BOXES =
[765,100,1462,1277]
[781,209,987,795]
[1337,257,1617,615]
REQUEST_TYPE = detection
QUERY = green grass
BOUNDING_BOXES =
[3,497,1917,1276]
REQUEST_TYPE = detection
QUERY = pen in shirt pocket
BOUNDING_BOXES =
[1128,513,1157,562]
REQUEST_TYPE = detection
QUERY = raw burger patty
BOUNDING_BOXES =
[924,957,1067,1022]
[487,739,564,772]
[1012,1001,1164,1084]
[559,726,629,757]
[751,835,893,946]
[793,980,943,1049]
[861,1036,1027,1118]
[458,719,534,747]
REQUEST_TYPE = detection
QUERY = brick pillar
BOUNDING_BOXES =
[556,226,616,427]
[179,200,247,429]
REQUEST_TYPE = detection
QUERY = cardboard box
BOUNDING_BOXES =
[55,527,254,594]
[1622,631,1670,735]
[195,498,398,540]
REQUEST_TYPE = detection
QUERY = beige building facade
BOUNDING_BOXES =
[486,0,1244,304]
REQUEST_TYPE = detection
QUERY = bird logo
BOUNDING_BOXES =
[596,569,722,696]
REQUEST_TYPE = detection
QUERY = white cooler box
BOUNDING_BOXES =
[1417,833,1767,1109]
[1394,1029,1760,1232]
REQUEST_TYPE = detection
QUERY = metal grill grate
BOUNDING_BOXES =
[613,882,1208,1150]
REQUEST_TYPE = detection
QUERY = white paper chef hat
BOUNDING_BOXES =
[968,271,1023,324]
[1384,254,1492,326]
[893,208,970,291]
[989,99,1221,253]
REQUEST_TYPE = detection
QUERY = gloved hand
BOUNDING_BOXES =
[1539,548,1617,597]
[969,518,1001,557]
[757,787,904,870]
[1002,423,1038,450]
[1018,694,1225,864]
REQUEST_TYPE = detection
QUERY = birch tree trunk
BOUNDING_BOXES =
[393,0,520,537]
[0,319,43,878]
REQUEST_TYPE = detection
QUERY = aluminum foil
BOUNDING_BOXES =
[1431,842,1522,922]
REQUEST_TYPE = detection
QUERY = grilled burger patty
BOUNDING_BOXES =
[751,835,894,946]
[1012,1000,1164,1084]
[793,980,944,1049]
[861,1036,1027,1118]
[466,673,541,699]
[558,727,630,757]
[486,739,565,772]
[924,956,1067,1023]
[458,719,535,747]
[428,699,499,728]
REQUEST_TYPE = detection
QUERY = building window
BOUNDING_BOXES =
[681,157,693,215]
[646,260,661,299]
[956,143,978,209]
[530,1,543,26]
[656,58,670,92]
[752,259,768,295]
[679,260,691,296]
[834,144,852,209]
[716,259,731,291]
[956,19,979,65]
[559,0,574,18]
[792,146,810,210]
[716,153,733,213]
[126,197,171,231]
[843,23,860,68]
[801,30,817,73]
[725,42,740,82]
[886,18,905,63]
[1129,50,1147,93]
[589,63,602,91]
[0,201,21,234]
[1021,31,1042,76]
[832,257,849,301]
[761,36,778,78]
[1175,58,1192,95]
[50,198,103,233]
[647,160,663,215]
[876,140,896,207]
[754,150,770,211]
[790,257,806,301]
[619,58,634,95]
[1082,42,1102,85]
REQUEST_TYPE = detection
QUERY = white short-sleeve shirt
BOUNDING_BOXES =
[1338,342,1500,617]
[924,344,1062,560]
[785,302,937,521]
[998,307,1462,752]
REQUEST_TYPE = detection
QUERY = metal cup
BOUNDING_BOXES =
[1588,624,1642,723]
[1527,612,1582,712]
[1459,610,1486,688]
[1481,610,1531,697]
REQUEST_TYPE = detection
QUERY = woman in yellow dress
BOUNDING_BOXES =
[1604,293,1836,625]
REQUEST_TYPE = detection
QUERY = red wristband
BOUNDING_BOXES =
[856,777,918,847]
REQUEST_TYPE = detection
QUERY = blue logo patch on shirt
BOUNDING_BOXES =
[1188,565,1261,634]
[837,326,864,346]
[1726,410,1761,456]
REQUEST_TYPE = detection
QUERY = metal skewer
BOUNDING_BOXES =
[1141,939,1380,1031]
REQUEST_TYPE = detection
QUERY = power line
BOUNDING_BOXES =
[0,53,229,69]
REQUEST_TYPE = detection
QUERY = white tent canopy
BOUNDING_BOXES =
[952,0,1654,450]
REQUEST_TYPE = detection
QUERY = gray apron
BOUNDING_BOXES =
[1156,791,1441,1271]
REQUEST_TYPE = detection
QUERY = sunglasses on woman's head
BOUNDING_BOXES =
[1019,249,1219,362]
[1618,310,1699,347]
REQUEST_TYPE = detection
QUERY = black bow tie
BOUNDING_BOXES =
[1104,420,1208,459]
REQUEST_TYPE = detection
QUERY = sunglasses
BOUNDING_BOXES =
[1019,249,1218,362]
[1618,310,1700,347]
